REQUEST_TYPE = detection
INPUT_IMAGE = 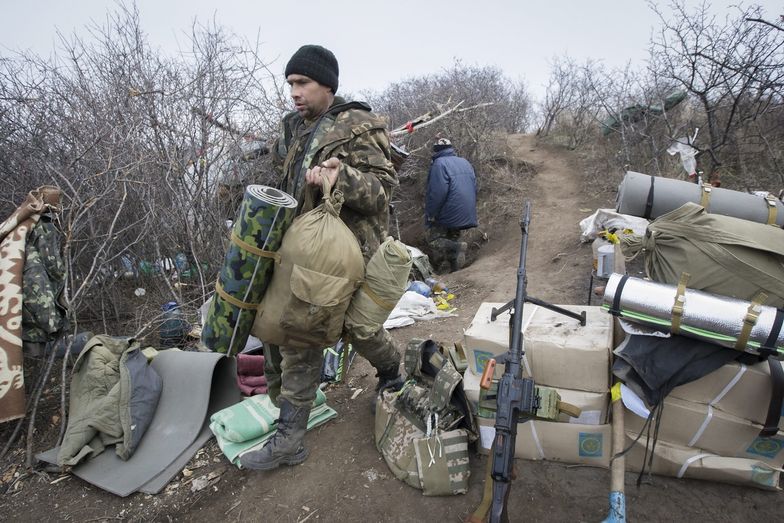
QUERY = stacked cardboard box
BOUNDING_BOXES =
[622,358,784,489]
[623,433,781,491]
[462,303,613,468]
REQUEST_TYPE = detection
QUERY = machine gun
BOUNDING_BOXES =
[473,200,586,523]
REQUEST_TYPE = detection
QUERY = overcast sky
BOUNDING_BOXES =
[0,1,780,99]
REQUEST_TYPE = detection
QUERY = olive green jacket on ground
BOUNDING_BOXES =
[272,97,398,263]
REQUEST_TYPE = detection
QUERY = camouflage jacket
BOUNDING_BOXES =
[22,213,68,344]
[272,97,398,263]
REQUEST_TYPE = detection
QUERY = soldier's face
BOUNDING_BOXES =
[287,74,334,120]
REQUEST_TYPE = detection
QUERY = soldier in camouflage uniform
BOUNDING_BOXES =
[241,45,404,471]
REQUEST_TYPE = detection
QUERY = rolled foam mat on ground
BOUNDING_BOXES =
[37,350,240,497]
[616,171,784,226]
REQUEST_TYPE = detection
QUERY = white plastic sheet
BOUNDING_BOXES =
[578,208,649,242]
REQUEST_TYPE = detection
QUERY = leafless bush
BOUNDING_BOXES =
[0,5,287,342]
[366,61,533,246]
[540,2,783,195]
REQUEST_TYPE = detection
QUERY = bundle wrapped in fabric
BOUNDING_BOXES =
[621,202,784,307]
[252,175,364,350]
[202,186,297,356]
[209,390,336,466]
[602,273,784,359]
[344,236,412,340]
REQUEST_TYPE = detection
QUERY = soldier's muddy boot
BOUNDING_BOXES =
[450,242,468,272]
[372,366,405,414]
[239,398,311,470]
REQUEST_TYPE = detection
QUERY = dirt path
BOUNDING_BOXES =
[3,135,783,522]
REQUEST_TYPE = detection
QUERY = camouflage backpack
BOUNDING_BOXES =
[374,339,477,496]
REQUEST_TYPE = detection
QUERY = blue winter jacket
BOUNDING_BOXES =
[425,147,478,229]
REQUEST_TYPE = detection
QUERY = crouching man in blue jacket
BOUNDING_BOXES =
[425,138,478,272]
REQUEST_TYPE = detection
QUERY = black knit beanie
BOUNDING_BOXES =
[285,45,339,93]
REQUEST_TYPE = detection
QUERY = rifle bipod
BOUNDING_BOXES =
[490,296,587,326]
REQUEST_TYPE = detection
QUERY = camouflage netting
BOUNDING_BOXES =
[202,186,297,355]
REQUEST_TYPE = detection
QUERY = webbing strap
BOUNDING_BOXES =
[609,275,629,316]
[643,176,655,220]
[735,292,767,351]
[761,359,784,437]
[214,279,257,310]
[360,282,396,311]
[671,272,690,335]
[467,450,495,523]
[230,232,281,263]
[699,184,712,210]
[760,308,784,437]
[766,194,778,226]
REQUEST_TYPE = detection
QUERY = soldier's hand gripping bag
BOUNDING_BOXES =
[252,174,364,349]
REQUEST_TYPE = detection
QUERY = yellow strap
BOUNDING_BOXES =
[230,232,281,263]
[360,282,396,311]
[699,184,712,210]
[214,279,257,310]
[766,194,778,226]
[611,382,622,403]
[671,272,690,334]
[736,292,767,351]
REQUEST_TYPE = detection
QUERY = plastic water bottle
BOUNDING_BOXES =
[160,301,188,348]
[407,281,432,297]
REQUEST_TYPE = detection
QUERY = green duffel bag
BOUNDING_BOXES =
[622,202,784,307]
[252,175,364,349]
[344,236,412,340]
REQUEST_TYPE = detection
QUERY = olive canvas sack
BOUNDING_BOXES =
[253,175,365,349]
[344,236,412,340]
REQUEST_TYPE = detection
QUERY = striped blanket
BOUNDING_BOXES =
[209,389,337,467]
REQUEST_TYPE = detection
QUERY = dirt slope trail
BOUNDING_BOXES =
[458,134,590,306]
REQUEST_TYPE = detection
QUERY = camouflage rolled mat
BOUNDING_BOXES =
[202,186,297,355]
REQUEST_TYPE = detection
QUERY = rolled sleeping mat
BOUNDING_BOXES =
[344,236,413,340]
[602,273,784,360]
[202,185,297,355]
[616,171,784,226]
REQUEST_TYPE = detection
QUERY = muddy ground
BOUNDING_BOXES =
[2,135,782,522]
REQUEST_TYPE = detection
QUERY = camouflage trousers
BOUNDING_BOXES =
[263,326,401,408]
[426,225,464,272]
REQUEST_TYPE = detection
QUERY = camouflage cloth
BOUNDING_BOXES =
[22,214,68,344]
[0,186,62,423]
[272,97,398,263]
[263,326,400,408]
[374,339,473,495]
[266,97,402,407]
[426,225,463,272]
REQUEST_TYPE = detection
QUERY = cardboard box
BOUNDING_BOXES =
[624,433,780,491]
[477,417,611,468]
[463,303,612,392]
[624,396,784,468]
[462,369,609,424]
[670,359,784,430]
